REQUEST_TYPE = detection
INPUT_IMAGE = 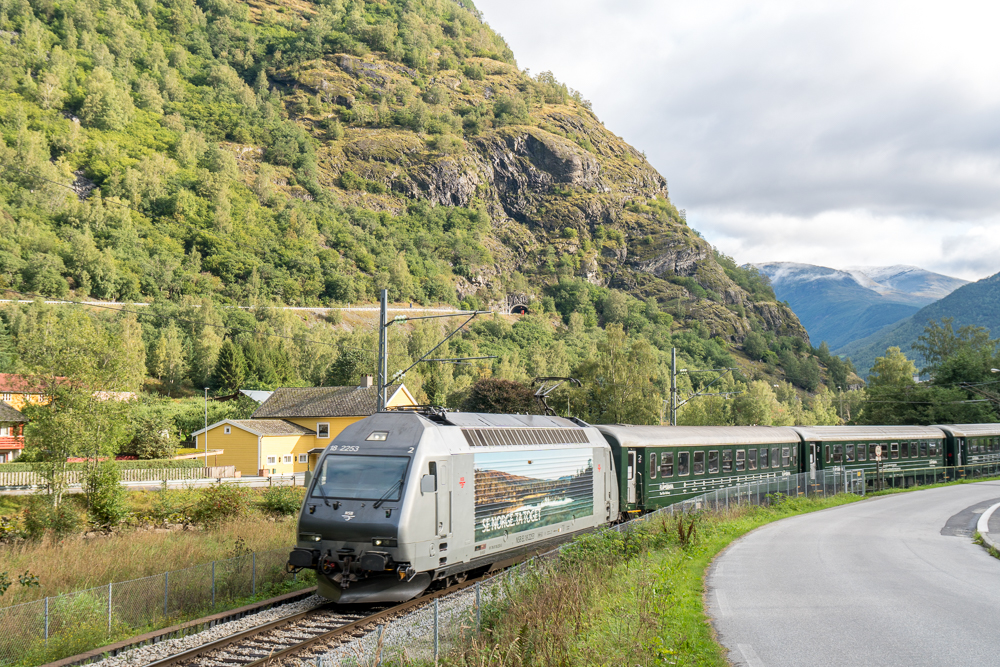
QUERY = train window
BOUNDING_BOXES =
[313,455,410,501]
[781,447,790,467]
[867,444,876,459]
[845,445,855,462]
[832,445,843,464]
[735,450,746,472]
[760,448,769,469]
[929,441,938,456]
[918,440,927,457]
[890,443,899,459]
[771,447,780,468]
[678,452,690,476]
[857,445,866,462]
[748,449,758,470]
[650,453,657,479]
[661,452,674,477]
[824,446,830,464]
[790,446,797,467]
[708,450,719,474]
[722,450,733,473]
[694,451,705,475]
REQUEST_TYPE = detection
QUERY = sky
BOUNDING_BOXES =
[472,0,1000,281]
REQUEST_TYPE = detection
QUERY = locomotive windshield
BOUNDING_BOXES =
[311,455,409,501]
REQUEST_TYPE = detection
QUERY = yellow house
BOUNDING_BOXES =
[191,419,315,477]
[192,380,416,477]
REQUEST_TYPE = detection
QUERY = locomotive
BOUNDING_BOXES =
[287,412,1000,604]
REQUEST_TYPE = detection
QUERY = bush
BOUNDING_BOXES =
[84,462,130,527]
[22,498,81,540]
[260,486,303,516]
[194,483,251,523]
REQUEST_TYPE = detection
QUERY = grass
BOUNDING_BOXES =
[0,485,305,607]
[439,494,863,667]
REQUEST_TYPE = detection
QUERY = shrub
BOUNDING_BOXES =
[260,486,303,516]
[84,462,130,527]
[22,498,82,540]
[194,484,251,523]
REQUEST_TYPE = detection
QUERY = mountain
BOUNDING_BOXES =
[0,0,808,350]
[836,271,1000,376]
[755,263,967,350]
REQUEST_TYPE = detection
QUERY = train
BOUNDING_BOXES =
[286,410,1000,604]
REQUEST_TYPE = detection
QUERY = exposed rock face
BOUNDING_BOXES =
[284,52,811,347]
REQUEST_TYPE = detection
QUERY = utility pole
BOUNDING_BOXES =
[668,347,746,425]
[376,289,493,412]
[377,289,389,412]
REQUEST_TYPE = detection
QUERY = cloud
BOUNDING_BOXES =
[473,0,1000,279]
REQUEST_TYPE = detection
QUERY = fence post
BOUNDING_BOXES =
[44,596,49,642]
[433,597,439,663]
[107,582,112,634]
[164,571,169,618]
[212,561,216,608]
[476,581,481,632]
[252,552,257,597]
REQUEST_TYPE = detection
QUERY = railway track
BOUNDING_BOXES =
[143,578,482,667]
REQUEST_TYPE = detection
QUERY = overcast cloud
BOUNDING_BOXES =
[473,0,1000,280]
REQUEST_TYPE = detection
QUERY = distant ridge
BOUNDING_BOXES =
[835,271,1000,376]
[754,263,967,350]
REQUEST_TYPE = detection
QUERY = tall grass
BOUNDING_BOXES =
[448,494,862,667]
[0,516,296,607]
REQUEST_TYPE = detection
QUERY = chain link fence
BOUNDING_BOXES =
[0,548,302,666]
[319,468,870,665]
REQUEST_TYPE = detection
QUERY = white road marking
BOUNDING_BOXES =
[737,643,765,667]
[977,502,1000,535]
[716,590,730,616]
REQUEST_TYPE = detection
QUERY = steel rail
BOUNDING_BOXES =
[140,577,483,667]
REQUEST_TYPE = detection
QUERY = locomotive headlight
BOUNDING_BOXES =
[299,533,322,542]
[372,538,397,547]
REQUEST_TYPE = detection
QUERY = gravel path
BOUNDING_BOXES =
[87,595,327,667]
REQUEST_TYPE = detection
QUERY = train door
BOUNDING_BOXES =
[626,450,636,505]
[809,442,817,479]
[432,460,451,537]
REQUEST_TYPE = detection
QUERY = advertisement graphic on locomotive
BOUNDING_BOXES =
[473,449,594,542]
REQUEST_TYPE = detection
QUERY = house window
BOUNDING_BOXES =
[283,455,293,464]
[317,423,330,438]
[298,454,308,463]
[266,456,276,464]
[224,426,231,434]
[0,425,9,437]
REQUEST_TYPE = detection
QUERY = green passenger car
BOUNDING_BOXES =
[937,424,1000,466]
[596,425,802,513]
[790,426,946,479]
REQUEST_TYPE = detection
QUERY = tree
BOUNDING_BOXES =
[578,324,660,424]
[742,331,768,361]
[150,323,187,395]
[213,339,247,391]
[0,318,16,372]
[80,67,134,131]
[463,378,536,413]
[912,318,995,376]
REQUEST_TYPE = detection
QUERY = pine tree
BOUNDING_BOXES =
[214,339,246,391]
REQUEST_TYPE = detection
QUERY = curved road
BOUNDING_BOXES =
[707,481,1000,666]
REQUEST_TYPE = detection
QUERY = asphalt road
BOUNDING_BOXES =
[707,481,1000,667]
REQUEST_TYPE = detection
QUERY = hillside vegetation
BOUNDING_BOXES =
[0,0,854,426]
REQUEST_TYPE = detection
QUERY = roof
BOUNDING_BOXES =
[191,419,315,438]
[0,373,68,393]
[596,425,802,447]
[443,412,582,428]
[240,390,273,404]
[935,424,1000,438]
[251,384,412,419]
[790,425,945,442]
[0,401,27,423]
